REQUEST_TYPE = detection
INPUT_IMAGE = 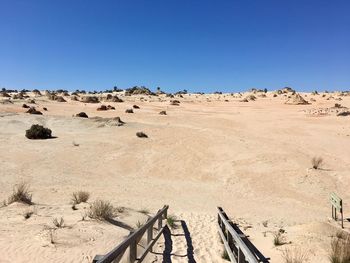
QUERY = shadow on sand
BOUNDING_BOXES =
[154,220,196,263]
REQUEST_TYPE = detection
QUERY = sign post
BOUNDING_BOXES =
[330,192,343,229]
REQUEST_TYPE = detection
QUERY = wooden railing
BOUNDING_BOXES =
[93,205,169,263]
[217,207,269,263]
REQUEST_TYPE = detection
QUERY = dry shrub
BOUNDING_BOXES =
[26,107,42,115]
[329,234,350,263]
[282,247,308,263]
[311,157,323,169]
[159,110,167,115]
[273,231,286,246]
[8,182,33,205]
[88,200,116,220]
[71,191,90,204]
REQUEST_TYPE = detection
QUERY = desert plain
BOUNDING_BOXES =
[0,89,349,263]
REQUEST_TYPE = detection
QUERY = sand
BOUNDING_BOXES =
[0,91,349,262]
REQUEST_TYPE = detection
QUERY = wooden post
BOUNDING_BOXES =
[332,206,334,219]
[158,216,162,230]
[129,238,137,263]
[164,208,168,219]
[238,247,245,263]
[147,226,153,252]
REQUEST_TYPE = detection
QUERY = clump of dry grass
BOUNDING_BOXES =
[329,232,350,263]
[311,157,323,169]
[71,191,90,205]
[8,182,33,205]
[53,217,65,228]
[88,200,116,220]
[273,231,286,246]
[282,247,308,263]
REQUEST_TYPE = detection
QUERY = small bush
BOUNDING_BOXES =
[8,182,33,205]
[71,191,90,204]
[53,217,65,228]
[136,132,148,138]
[26,107,42,115]
[166,214,177,229]
[125,109,134,113]
[97,105,108,111]
[43,107,48,111]
[75,112,88,118]
[311,157,323,169]
[25,124,52,139]
[133,105,140,109]
[22,104,30,108]
[88,200,116,220]
[159,111,167,115]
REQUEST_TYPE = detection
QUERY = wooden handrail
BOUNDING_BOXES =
[93,205,169,263]
[217,207,269,263]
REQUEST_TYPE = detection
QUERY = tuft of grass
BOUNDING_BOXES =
[221,248,230,261]
[329,233,350,263]
[311,157,323,169]
[273,232,286,246]
[88,200,116,220]
[166,214,177,229]
[135,220,144,229]
[282,247,308,263]
[8,182,33,205]
[52,217,65,228]
[71,191,90,205]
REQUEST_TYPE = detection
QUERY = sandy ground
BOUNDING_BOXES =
[0,91,349,262]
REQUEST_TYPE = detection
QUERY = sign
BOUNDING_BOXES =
[330,192,343,228]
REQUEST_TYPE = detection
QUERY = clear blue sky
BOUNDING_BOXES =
[1,0,349,93]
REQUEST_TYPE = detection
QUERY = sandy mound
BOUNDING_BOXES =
[285,93,309,105]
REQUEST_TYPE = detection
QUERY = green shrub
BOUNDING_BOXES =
[25,124,52,139]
